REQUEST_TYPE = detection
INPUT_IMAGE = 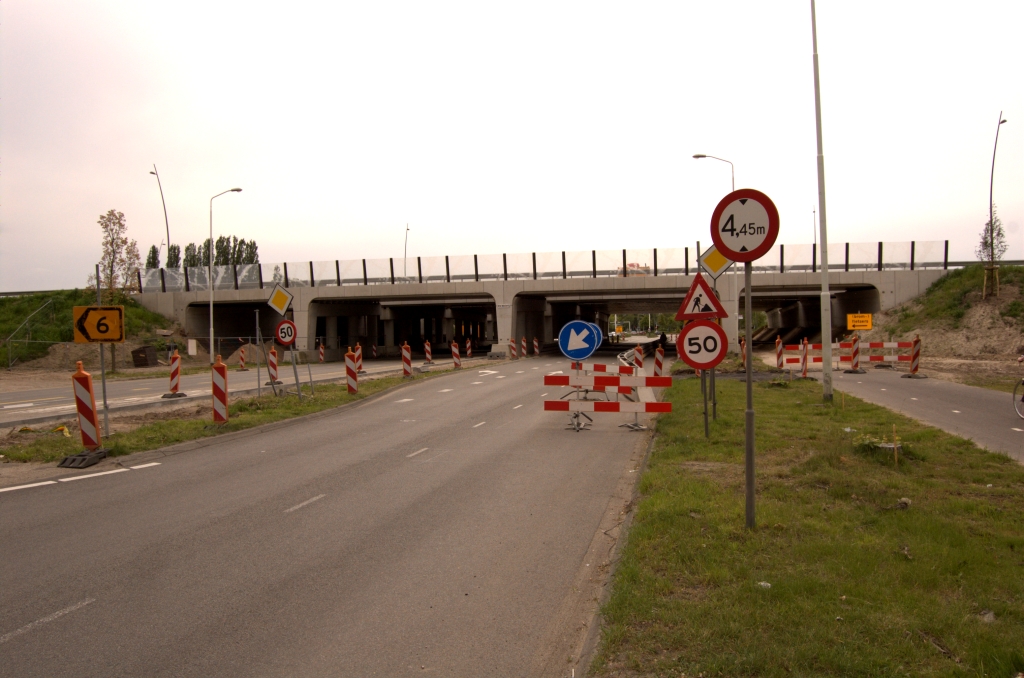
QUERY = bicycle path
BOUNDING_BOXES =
[823,368,1023,463]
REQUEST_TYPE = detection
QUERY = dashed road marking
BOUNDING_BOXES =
[952,410,961,414]
[515,371,524,374]
[395,399,414,403]
[438,389,453,393]
[1012,428,1023,432]
[911,397,918,400]
[496,376,506,379]
[0,481,57,493]
[58,469,129,482]
[472,381,483,385]
[541,393,548,397]
[880,388,886,391]
[284,494,326,513]
[407,447,429,458]
[513,405,523,409]
[2,403,34,409]
[0,599,95,645]
[473,421,486,428]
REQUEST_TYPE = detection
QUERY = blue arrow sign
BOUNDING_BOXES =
[558,320,600,361]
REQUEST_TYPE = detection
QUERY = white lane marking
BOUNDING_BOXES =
[130,462,161,470]
[438,389,453,393]
[513,405,523,410]
[531,367,538,370]
[1012,428,1023,432]
[0,481,57,493]
[545,363,552,366]
[58,469,129,482]
[541,393,548,397]
[473,421,486,428]
[395,399,414,403]
[131,388,150,391]
[2,403,34,409]
[407,447,429,458]
[548,370,563,375]
[857,382,862,384]
[478,370,499,376]
[284,494,326,513]
[515,371,524,374]
[472,381,483,385]
[952,410,961,414]
[495,376,506,379]
[0,598,95,644]
[880,388,886,391]
[911,397,918,401]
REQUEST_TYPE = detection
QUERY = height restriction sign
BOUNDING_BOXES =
[710,189,780,262]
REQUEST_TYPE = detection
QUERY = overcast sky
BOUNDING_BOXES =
[1,1,1021,291]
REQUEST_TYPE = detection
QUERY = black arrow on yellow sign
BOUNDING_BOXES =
[73,306,125,343]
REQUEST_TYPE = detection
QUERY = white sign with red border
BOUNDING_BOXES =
[676,320,729,371]
[275,319,297,346]
[710,189,780,262]
[675,271,729,322]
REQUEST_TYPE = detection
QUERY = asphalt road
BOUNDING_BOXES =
[0,357,649,677]
[0,358,464,426]
[829,367,1024,462]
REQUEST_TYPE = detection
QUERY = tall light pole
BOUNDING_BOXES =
[150,165,171,260]
[404,224,410,277]
[986,112,1007,297]
[692,154,734,191]
[811,0,833,402]
[209,188,242,364]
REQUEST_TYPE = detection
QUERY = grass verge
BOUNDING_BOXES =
[1,371,435,464]
[592,377,1024,677]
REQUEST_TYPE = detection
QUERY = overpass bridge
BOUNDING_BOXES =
[134,240,953,360]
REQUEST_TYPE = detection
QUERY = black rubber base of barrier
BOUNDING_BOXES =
[237,368,250,372]
[900,373,927,379]
[843,369,867,374]
[161,392,187,399]
[57,448,109,469]
[265,380,284,386]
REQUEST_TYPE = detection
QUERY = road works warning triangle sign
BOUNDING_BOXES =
[675,271,729,321]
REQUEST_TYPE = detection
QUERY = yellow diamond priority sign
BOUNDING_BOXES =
[698,245,734,279]
[267,284,294,316]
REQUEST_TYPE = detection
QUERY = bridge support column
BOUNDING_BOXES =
[326,316,338,350]
[382,307,396,356]
[543,303,553,343]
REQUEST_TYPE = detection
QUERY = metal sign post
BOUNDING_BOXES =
[291,347,303,402]
[255,310,261,399]
[743,261,755,529]
[95,264,110,437]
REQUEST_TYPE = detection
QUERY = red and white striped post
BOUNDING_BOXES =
[72,361,102,450]
[267,347,282,384]
[633,345,644,371]
[509,340,517,359]
[801,338,809,379]
[844,333,864,373]
[238,346,248,371]
[355,343,365,373]
[402,342,413,377]
[345,346,358,393]
[465,338,472,359]
[775,336,784,369]
[534,337,540,356]
[212,354,229,423]
[739,338,747,369]
[901,334,925,379]
[319,343,324,363]
[654,347,665,376]
[424,340,433,364]
[451,341,462,368]
[521,337,527,359]
[162,349,186,398]
[371,344,378,359]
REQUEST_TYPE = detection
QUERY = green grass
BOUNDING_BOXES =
[887,264,1024,334]
[0,372,431,464]
[592,378,1024,677]
[0,290,170,365]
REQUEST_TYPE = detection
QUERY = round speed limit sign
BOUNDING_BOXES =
[710,188,779,262]
[676,320,728,371]
[275,319,297,346]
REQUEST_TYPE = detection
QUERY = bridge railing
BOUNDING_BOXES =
[139,240,950,293]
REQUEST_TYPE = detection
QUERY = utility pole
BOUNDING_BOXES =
[811,0,833,402]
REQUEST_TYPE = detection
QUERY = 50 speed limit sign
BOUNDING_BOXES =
[275,319,297,346]
[676,320,729,371]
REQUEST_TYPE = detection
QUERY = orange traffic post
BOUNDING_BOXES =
[345,347,358,393]
[212,355,229,423]
[402,342,413,377]
[162,349,187,398]
[57,362,108,468]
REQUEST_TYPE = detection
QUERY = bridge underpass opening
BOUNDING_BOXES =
[739,285,880,347]
[525,296,685,355]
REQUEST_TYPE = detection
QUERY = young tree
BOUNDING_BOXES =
[976,207,1007,263]
[89,209,143,301]
[183,243,202,268]
[165,244,181,269]
[146,245,160,269]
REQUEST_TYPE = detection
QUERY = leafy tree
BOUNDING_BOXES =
[182,235,260,267]
[165,244,181,269]
[182,243,202,268]
[976,207,1007,263]
[145,245,160,269]
[88,209,142,301]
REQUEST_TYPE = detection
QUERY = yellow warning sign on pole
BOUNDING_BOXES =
[73,306,125,343]
[267,284,294,316]
[847,313,872,331]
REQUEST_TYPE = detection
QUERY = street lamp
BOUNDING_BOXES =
[811,0,834,402]
[404,223,410,278]
[209,188,242,364]
[692,154,735,191]
[150,165,171,261]
[986,112,1007,297]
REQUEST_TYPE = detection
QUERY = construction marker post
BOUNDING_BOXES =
[901,334,926,379]
[466,338,472,359]
[371,344,377,359]
[345,347,358,393]
[355,343,366,374]
[319,343,324,363]
[162,350,187,398]
[633,345,643,372]
[844,333,865,374]
[57,361,108,468]
[521,337,527,359]
[451,341,461,368]
[509,340,517,359]
[776,336,784,369]
[266,347,283,387]
[238,346,249,371]
[654,347,665,376]
[212,355,229,423]
[402,342,413,377]
[423,340,433,364]
[534,337,540,356]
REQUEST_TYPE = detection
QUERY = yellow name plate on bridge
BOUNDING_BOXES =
[847,313,872,331]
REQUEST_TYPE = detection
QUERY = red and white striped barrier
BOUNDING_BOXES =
[509,340,518,359]
[239,346,248,371]
[545,375,672,388]
[267,347,282,385]
[452,342,462,368]
[633,345,643,371]
[534,337,540,356]
[423,340,433,364]
[466,338,472,359]
[910,335,921,374]
[164,349,184,397]
[521,337,527,359]
[345,347,358,393]
[544,400,671,413]
[776,335,919,373]
[775,336,784,369]
[355,343,365,373]
[72,361,102,449]
[371,344,378,359]
[654,347,665,376]
[844,334,864,373]
[569,361,635,374]
[212,355,229,423]
[319,343,324,363]
[402,342,412,377]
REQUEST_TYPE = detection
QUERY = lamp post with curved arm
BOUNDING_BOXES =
[150,165,171,259]
[692,154,735,191]
[209,188,242,364]
[985,112,1007,298]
